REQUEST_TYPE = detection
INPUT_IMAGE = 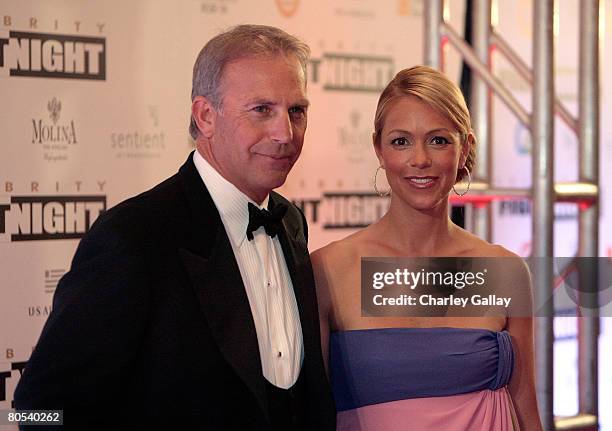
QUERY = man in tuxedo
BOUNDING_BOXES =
[14,24,336,430]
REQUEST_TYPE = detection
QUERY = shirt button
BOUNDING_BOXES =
[277,351,282,358]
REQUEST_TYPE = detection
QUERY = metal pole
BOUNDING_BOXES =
[490,31,579,134]
[532,1,555,430]
[469,0,492,241]
[441,23,530,127]
[424,0,443,69]
[578,0,599,421]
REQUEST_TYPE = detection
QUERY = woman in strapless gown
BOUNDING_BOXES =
[311,66,543,431]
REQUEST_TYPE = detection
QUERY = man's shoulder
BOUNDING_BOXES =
[102,173,183,225]
[271,190,308,240]
[84,168,198,252]
[271,191,298,215]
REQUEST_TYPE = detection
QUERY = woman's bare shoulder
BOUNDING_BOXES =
[312,228,373,266]
[456,230,532,293]
[484,243,522,258]
[455,227,521,258]
[454,228,530,277]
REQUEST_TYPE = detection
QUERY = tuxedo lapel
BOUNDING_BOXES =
[272,194,321,365]
[179,241,268,418]
[273,197,335,428]
[177,153,269,419]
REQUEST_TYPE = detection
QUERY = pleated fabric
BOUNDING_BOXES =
[331,328,519,431]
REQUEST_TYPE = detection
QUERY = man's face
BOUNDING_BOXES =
[199,55,309,203]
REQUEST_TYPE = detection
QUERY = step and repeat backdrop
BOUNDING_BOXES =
[1,0,611,427]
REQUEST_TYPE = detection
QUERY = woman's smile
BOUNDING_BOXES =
[405,176,438,188]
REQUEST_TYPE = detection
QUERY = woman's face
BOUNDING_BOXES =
[375,95,470,212]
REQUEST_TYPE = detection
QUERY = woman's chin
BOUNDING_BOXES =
[394,194,449,213]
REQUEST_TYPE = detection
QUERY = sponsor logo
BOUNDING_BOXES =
[0,195,106,242]
[321,192,388,228]
[338,110,372,163]
[0,31,106,80]
[294,192,389,229]
[110,105,166,159]
[498,200,531,216]
[28,305,53,317]
[498,200,578,220]
[309,53,394,93]
[200,0,237,14]
[1,15,106,33]
[44,268,65,294]
[31,97,78,162]
[0,359,27,408]
[276,0,300,17]
[333,1,376,19]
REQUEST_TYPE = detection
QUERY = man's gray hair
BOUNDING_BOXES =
[189,24,311,140]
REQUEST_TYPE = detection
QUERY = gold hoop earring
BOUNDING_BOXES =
[453,167,471,196]
[374,166,391,197]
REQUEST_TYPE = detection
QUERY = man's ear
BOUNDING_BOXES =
[191,96,217,139]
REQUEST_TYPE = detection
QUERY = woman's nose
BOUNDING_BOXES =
[409,143,432,168]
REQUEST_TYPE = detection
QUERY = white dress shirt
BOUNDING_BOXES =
[193,150,304,389]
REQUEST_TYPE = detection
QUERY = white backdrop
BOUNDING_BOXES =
[1,0,610,428]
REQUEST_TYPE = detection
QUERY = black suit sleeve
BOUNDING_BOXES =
[13,223,151,428]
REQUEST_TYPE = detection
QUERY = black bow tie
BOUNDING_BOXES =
[246,201,288,241]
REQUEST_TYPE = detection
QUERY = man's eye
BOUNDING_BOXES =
[289,106,306,116]
[390,137,409,146]
[431,136,450,145]
[253,105,270,113]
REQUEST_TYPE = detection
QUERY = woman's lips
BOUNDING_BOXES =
[405,176,438,188]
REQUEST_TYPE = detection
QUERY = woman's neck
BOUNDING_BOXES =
[378,196,457,256]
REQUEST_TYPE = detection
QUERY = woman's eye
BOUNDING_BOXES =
[431,136,450,146]
[391,137,409,146]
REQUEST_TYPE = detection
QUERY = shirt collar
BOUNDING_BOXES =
[193,150,269,248]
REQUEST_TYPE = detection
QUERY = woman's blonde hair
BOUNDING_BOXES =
[373,65,475,182]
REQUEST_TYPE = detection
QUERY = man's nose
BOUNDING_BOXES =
[409,143,432,168]
[270,112,293,144]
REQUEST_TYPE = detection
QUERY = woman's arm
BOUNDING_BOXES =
[507,316,543,430]
[506,257,544,431]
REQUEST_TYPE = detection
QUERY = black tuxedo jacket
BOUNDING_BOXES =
[14,152,336,430]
